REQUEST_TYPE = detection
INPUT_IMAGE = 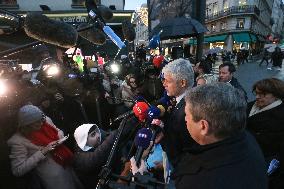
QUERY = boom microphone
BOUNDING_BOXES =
[97,5,113,20]
[24,13,78,48]
[122,20,136,42]
[77,23,106,45]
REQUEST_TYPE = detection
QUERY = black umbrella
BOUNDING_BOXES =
[150,17,208,40]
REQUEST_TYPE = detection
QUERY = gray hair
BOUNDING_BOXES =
[162,58,194,88]
[185,83,247,139]
[196,74,218,84]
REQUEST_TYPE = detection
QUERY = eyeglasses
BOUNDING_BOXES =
[252,91,267,98]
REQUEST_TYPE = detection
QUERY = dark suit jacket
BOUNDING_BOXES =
[161,98,198,168]
[229,77,248,101]
[173,131,268,189]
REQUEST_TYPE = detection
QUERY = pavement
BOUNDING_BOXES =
[212,58,284,102]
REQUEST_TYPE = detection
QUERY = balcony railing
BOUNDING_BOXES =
[206,5,260,21]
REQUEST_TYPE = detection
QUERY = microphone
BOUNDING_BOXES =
[113,110,134,123]
[85,0,126,49]
[24,12,78,48]
[133,101,150,122]
[97,5,113,20]
[134,128,153,166]
[122,20,136,42]
[77,23,106,45]
[112,101,149,123]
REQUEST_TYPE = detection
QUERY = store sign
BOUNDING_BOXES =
[52,16,88,24]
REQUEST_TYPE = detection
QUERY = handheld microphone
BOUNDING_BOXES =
[24,13,78,48]
[77,23,106,45]
[122,20,136,42]
[133,101,150,122]
[134,128,153,166]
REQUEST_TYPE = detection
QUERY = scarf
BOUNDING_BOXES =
[26,121,73,167]
[249,99,282,117]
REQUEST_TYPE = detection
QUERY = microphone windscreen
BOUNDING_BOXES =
[156,105,166,117]
[24,13,78,49]
[134,128,152,149]
[147,106,161,120]
[78,24,106,45]
[122,20,136,42]
[98,5,113,20]
[133,102,149,122]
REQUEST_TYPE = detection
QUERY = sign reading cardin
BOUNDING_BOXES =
[52,16,88,24]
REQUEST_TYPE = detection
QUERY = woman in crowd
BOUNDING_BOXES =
[7,105,82,189]
[121,74,143,108]
[196,74,218,86]
[247,78,284,189]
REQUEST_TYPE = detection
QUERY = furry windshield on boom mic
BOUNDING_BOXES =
[77,23,106,45]
[122,20,136,42]
[97,5,113,20]
[24,12,78,48]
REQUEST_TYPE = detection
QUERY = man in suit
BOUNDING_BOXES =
[173,83,268,189]
[159,58,198,168]
[219,62,248,101]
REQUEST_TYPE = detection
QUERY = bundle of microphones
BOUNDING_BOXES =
[20,0,136,50]
[127,94,172,167]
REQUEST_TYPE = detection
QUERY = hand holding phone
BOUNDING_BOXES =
[56,134,69,145]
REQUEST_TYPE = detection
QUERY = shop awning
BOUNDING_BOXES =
[257,35,266,42]
[233,33,251,42]
[188,38,197,45]
[249,34,257,42]
[204,35,228,43]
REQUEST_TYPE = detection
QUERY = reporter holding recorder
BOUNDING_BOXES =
[7,105,83,189]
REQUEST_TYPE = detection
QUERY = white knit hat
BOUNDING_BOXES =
[74,124,100,151]
[18,105,44,127]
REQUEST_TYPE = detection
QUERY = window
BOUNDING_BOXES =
[223,0,228,10]
[212,2,218,15]
[239,0,246,6]
[220,22,227,30]
[211,23,216,32]
[236,18,245,28]
[0,0,17,4]
[72,0,85,5]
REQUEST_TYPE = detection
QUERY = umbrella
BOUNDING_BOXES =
[150,17,208,40]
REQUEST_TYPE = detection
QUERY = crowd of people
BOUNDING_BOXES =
[0,45,284,189]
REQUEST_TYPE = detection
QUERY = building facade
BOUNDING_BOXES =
[271,0,284,39]
[202,0,284,52]
[132,3,149,47]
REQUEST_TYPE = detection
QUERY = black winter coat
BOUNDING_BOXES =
[247,101,284,188]
[173,131,268,189]
[161,98,199,168]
